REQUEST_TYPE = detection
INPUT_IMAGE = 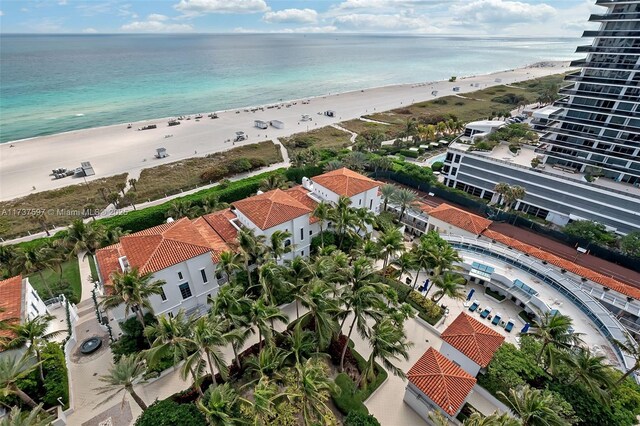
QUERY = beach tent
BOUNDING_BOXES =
[466,288,475,301]
[521,323,530,333]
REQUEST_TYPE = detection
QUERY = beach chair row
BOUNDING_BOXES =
[468,300,514,332]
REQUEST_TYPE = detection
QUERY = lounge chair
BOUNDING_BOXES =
[468,300,480,312]
[505,319,515,333]
[480,307,492,319]
[491,313,502,325]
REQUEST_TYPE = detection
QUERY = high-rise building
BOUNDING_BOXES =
[541,0,640,185]
[441,0,640,234]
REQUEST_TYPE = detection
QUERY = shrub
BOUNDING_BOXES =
[111,314,155,361]
[41,342,69,408]
[509,143,521,154]
[200,165,229,183]
[491,93,526,105]
[227,158,253,173]
[408,291,444,325]
[248,157,267,168]
[431,161,444,172]
[331,373,369,415]
[398,149,419,159]
[134,399,205,426]
[344,411,382,426]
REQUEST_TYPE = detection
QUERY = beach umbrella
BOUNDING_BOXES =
[466,288,476,301]
[521,323,530,333]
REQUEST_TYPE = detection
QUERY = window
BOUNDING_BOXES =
[301,250,304,257]
[369,199,373,209]
[160,287,167,302]
[358,199,362,205]
[309,230,313,236]
[300,228,304,241]
[179,283,192,299]
[31,303,39,314]
[284,239,292,247]
[200,269,208,283]
[178,271,183,280]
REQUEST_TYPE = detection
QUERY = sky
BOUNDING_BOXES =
[0,0,601,36]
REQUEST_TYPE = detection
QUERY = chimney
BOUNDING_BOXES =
[166,217,174,223]
[302,177,313,191]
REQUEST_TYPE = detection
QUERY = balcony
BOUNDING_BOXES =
[589,12,640,21]
[558,86,640,102]
[583,29,640,38]
[570,58,640,71]
[576,45,640,55]
[564,72,637,87]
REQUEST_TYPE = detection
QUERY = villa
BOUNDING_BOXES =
[95,168,382,322]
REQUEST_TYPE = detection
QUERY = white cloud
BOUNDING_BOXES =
[0,10,4,16]
[147,14,169,22]
[450,0,556,27]
[263,8,318,24]
[332,13,435,32]
[121,14,193,32]
[174,0,268,16]
[277,25,337,33]
[20,7,29,13]
[58,0,68,5]
[82,27,98,33]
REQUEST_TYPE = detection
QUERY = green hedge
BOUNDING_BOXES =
[134,399,205,426]
[485,287,506,301]
[398,149,419,159]
[377,274,443,325]
[41,342,69,408]
[344,411,382,426]
[332,373,369,415]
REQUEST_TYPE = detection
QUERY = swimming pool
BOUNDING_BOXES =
[425,153,446,167]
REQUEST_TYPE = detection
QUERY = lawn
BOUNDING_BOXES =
[134,141,283,201]
[0,174,128,240]
[359,72,568,127]
[29,259,82,304]
[339,119,405,141]
[280,125,353,156]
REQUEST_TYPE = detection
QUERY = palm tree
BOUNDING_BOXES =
[562,348,614,400]
[323,160,343,172]
[239,378,288,426]
[380,184,397,212]
[101,226,128,246]
[197,383,242,426]
[339,260,385,372]
[498,385,571,426]
[145,310,203,395]
[300,279,340,351]
[166,199,197,219]
[63,219,104,257]
[392,188,418,220]
[238,229,267,288]
[357,317,412,389]
[259,174,286,192]
[0,403,55,426]
[245,346,289,385]
[256,260,283,305]
[295,358,339,425]
[287,257,313,320]
[184,316,240,388]
[200,195,230,215]
[6,315,63,381]
[286,322,316,365]
[431,272,466,303]
[95,354,148,410]
[270,230,292,263]
[352,208,376,237]
[493,183,526,212]
[428,411,449,426]
[248,298,288,350]
[313,202,331,248]
[101,267,166,328]
[392,251,416,283]
[422,234,462,299]
[331,196,357,248]
[107,192,121,209]
[0,354,40,408]
[216,251,242,283]
[612,335,640,385]
[377,227,404,268]
[527,312,584,373]
[128,178,138,191]
[12,246,54,299]
[28,211,51,236]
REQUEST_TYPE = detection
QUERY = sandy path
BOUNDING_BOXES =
[0,62,570,202]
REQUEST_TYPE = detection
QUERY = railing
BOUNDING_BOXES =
[443,235,636,372]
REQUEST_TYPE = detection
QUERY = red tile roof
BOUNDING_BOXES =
[415,201,434,214]
[441,313,505,368]
[407,347,477,416]
[285,186,320,224]
[0,275,23,342]
[312,168,379,197]
[96,217,232,288]
[428,203,492,235]
[201,208,240,245]
[232,189,312,230]
[481,229,640,300]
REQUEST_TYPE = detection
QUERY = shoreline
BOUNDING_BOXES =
[0,60,571,202]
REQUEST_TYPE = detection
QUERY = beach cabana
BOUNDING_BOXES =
[270,120,284,129]
[155,148,168,159]
[254,120,268,129]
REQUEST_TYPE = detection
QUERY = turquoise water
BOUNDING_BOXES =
[0,34,581,143]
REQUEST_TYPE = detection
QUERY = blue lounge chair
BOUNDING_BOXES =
[480,307,492,319]
[491,313,502,325]
[468,300,480,312]
[505,319,515,333]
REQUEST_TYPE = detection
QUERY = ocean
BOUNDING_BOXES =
[0,34,581,143]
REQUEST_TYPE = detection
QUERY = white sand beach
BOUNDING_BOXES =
[0,62,570,201]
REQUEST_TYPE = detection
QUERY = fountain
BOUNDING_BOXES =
[80,337,102,354]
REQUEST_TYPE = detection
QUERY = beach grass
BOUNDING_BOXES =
[133,141,283,202]
[360,72,568,127]
[281,125,353,156]
[0,174,128,240]
[28,259,82,303]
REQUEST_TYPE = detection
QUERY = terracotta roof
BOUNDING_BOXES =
[0,275,23,342]
[201,208,240,244]
[407,347,477,416]
[285,186,320,224]
[415,201,434,214]
[96,217,233,288]
[311,168,379,197]
[441,313,505,368]
[232,189,312,230]
[428,203,491,235]
[481,229,640,300]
